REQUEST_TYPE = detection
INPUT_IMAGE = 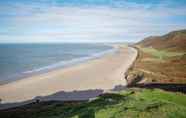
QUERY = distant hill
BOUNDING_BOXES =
[137,29,186,51]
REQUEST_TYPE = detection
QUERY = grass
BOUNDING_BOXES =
[140,47,184,60]
[1,89,186,118]
[127,46,186,83]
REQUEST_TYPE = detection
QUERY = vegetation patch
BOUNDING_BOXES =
[1,89,186,118]
[140,47,184,60]
[126,46,186,84]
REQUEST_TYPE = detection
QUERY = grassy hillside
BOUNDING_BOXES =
[137,29,186,51]
[126,29,186,84]
[1,89,186,118]
[126,46,186,84]
[140,47,184,60]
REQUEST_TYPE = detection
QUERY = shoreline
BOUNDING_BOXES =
[0,45,137,103]
[0,44,116,86]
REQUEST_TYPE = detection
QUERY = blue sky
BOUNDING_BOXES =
[0,0,186,43]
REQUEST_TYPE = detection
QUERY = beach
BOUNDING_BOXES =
[0,45,137,103]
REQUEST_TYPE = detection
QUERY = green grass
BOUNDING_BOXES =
[140,47,184,60]
[1,89,186,118]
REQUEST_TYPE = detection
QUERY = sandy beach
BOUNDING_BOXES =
[0,45,137,103]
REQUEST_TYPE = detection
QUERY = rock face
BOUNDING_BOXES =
[125,71,144,87]
[137,29,186,51]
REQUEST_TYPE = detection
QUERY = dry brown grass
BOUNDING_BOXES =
[137,29,186,51]
[127,46,186,84]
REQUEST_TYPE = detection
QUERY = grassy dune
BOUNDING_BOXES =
[1,89,186,118]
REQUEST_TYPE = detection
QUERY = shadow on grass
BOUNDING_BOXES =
[0,90,128,118]
[134,83,186,93]
[78,108,95,118]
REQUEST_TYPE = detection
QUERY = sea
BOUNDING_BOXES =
[0,43,116,85]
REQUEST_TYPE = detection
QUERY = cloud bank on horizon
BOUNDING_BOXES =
[0,0,186,43]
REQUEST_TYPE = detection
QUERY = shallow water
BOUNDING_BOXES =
[0,43,114,84]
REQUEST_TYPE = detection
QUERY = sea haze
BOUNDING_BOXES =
[0,43,115,84]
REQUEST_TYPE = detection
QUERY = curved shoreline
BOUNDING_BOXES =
[0,45,137,103]
[0,44,116,85]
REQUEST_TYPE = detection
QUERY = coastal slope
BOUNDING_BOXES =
[127,29,186,86]
[1,89,186,118]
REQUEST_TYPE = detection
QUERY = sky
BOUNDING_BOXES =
[0,0,186,43]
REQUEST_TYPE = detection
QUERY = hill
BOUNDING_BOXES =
[137,29,186,51]
[126,29,186,85]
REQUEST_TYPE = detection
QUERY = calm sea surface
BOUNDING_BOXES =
[0,43,114,84]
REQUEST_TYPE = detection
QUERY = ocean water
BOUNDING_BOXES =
[0,43,115,84]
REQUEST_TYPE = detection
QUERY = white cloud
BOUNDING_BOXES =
[1,3,186,43]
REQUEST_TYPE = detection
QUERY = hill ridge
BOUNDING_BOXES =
[137,29,186,51]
